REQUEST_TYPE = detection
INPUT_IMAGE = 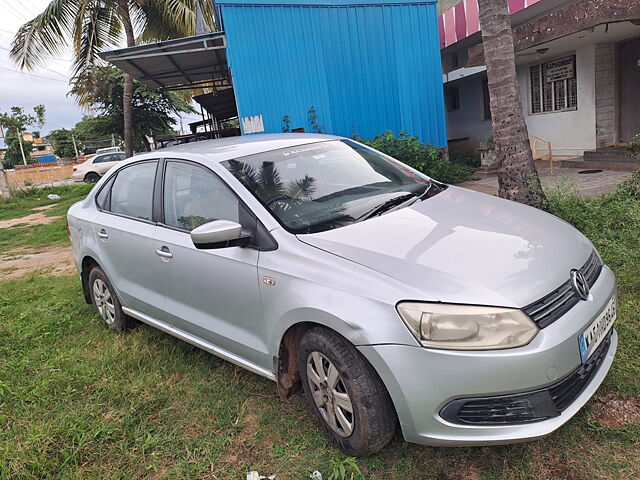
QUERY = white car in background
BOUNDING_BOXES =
[72,152,127,183]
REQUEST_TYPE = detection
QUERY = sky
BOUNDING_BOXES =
[0,0,199,144]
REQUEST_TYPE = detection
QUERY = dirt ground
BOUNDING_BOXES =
[0,204,61,229]
[0,204,74,280]
[0,246,75,280]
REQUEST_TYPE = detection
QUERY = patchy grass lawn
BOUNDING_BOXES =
[0,185,93,255]
[0,180,639,479]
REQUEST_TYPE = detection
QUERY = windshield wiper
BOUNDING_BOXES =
[355,193,419,222]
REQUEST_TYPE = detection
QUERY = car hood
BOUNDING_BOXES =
[298,186,593,307]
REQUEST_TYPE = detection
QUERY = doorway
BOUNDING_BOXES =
[618,38,640,143]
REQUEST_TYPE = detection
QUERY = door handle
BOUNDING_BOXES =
[98,229,108,239]
[155,247,173,259]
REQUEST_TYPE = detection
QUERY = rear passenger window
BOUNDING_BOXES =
[163,161,239,231]
[95,175,115,210]
[109,161,157,221]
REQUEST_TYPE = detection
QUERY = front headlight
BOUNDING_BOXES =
[396,302,539,350]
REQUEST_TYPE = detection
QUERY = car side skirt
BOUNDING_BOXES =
[122,307,277,381]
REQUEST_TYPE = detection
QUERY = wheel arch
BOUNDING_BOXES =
[80,255,102,304]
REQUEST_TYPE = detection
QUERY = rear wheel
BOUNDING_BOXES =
[299,326,397,456]
[88,267,135,331]
[84,172,100,183]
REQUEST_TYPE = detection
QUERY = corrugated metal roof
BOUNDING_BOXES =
[98,32,229,90]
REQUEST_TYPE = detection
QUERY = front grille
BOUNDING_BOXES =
[524,251,603,328]
[440,329,613,426]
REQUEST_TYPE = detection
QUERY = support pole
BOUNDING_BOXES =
[17,128,27,166]
[72,135,80,160]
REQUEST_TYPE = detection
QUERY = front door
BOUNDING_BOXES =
[93,160,165,319]
[619,38,640,143]
[154,160,269,372]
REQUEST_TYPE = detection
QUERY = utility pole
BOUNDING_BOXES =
[71,134,80,160]
[17,127,28,166]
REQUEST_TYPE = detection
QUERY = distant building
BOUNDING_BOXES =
[439,0,640,159]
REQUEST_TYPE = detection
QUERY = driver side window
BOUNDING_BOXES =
[163,161,240,231]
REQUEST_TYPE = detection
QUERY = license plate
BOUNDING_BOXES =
[578,295,616,363]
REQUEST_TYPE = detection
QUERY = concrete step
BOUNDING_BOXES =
[559,158,639,172]
[583,147,637,163]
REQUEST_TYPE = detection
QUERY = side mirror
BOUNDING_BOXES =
[190,220,251,249]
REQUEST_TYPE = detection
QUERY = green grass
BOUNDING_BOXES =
[0,184,93,254]
[0,180,639,479]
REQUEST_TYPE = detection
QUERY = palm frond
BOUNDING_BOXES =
[9,0,80,71]
[71,0,122,79]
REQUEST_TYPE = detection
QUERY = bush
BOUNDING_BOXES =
[449,149,481,168]
[547,173,640,292]
[362,131,475,184]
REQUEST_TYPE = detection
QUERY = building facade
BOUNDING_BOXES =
[439,0,640,157]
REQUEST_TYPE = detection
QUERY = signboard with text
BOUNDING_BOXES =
[545,56,575,83]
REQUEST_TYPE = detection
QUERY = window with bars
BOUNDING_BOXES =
[530,56,577,114]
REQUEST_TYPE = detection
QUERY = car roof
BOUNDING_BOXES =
[148,133,342,163]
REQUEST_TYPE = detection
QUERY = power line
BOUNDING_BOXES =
[0,46,69,79]
[0,66,68,83]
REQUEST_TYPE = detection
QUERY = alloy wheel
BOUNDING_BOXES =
[306,351,354,437]
[93,278,116,326]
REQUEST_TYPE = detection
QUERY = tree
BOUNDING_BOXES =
[0,105,46,169]
[47,128,78,159]
[71,66,194,151]
[478,0,547,209]
[10,0,215,158]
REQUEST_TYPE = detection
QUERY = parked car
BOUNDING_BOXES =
[95,146,123,155]
[72,152,127,183]
[67,134,617,456]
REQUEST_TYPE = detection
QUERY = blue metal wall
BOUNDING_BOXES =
[217,0,447,147]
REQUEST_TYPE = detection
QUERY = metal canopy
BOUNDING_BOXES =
[98,32,229,90]
[193,88,238,121]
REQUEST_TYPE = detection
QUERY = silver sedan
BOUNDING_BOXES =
[68,134,617,456]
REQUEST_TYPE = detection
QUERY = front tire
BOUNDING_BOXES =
[88,267,135,331]
[299,326,397,456]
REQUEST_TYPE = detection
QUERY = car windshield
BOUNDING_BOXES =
[222,139,432,234]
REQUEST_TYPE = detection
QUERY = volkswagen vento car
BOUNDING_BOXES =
[68,134,618,456]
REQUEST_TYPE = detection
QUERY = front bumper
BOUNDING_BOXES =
[359,265,618,446]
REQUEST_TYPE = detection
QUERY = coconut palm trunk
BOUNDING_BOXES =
[117,0,135,158]
[478,0,547,209]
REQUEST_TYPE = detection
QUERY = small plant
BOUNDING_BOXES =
[327,457,363,480]
[628,133,640,159]
[485,132,495,146]
[282,114,291,133]
[308,106,325,134]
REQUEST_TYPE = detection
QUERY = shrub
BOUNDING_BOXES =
[629,133,640,159]
[362,130,475,184]
[449,149,481,168]
[547,173,640,292]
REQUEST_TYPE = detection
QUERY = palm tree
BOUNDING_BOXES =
[478,0,547,209]
[9,0,215,158]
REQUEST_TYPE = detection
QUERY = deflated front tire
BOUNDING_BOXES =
[298,326,397,456]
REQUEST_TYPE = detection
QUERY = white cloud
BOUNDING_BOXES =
[0,0,201,146]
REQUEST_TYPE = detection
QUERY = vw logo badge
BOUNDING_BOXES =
[570,270,590,300]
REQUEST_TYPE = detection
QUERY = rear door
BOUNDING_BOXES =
[93,160,165,319]
[153,160,269,371]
